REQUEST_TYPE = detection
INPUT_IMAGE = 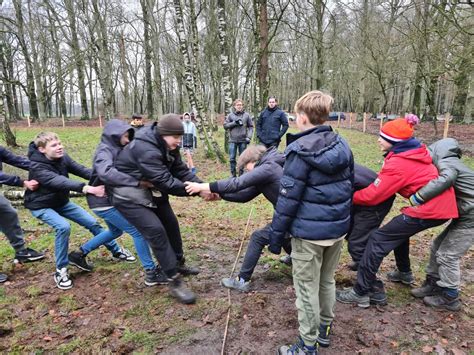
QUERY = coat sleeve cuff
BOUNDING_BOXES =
[209,182,219,193]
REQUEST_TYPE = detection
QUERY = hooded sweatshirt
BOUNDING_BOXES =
[210,147,284,206]
[354,142,458,220]
[270,125,354,245]
[416,138,474,216]
[24,143,91,210]
[87,119,139,209]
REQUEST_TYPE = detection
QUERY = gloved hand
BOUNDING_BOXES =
[236,119,243,126]
[268,243,282,255]
[409,193,424,206]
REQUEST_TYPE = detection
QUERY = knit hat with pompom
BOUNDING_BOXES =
[380,114,419,144]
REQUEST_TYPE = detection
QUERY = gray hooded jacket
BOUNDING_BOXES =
[417,138,474,215]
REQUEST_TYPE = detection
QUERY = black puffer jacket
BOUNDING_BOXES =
[24,143,91,210]
[114,122,201,198]
[87,119,139,209]
[209,147,284,206]
[0,146,30,187]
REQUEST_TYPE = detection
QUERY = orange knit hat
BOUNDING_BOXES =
[380,114,419,144]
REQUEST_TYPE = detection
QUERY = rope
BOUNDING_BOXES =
[221,206,254,355]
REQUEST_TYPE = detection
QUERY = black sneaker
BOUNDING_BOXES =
[0,273,7,283]
[177,258,200,276]
[316,323,332,348]
[144,267,169,286]
[168,275,196,304]
[411,276,442,298]
[69,250,93,272]
[15,248,45,263]
[112,248,136,263]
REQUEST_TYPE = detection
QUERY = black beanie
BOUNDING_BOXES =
[157,114,184,136]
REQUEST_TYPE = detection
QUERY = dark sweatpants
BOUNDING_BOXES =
[347,196,395,264]
[0,195,26,251]
[114,196,183,278]
[239,223,291,281]
[354,214,447,295]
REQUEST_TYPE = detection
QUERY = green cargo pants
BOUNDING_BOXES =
[291,237,343,345]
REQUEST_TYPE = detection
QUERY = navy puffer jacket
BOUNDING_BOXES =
[256,106,288,145]
[270,125,354,250]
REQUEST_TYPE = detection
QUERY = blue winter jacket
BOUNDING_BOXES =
[269,125,354,252]
[256,106,289,145]
[0,146,30,187]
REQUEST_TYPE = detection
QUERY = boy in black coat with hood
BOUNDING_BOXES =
[25,132,115,290]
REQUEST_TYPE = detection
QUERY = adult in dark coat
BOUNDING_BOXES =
[256,96,289,149]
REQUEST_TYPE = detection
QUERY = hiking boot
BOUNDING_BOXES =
[316,323,332,348]
[423,293,462,312]
[54,268,73,290]
[0,273,7,283]
[411,276,442,298]
[369,279,388,306]
[278,337,318,354]
[15,248,45,263]
[69,250,93,272]
[336,288,370,308]
[112,248,136,263]
[144,267,169,286]
[168,275,196,304]
[177,257,200,276]
[387,269,415,285]
[347,261,359,271]
[221,276,250,292]
[280,255,292,266]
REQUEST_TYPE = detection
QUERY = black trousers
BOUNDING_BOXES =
[239,223,291,281]
[346,196,395,264]
[354,214,447,295]
[114,196,183,278]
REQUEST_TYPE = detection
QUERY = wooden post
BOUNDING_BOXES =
[61,114,66,128]
[363,112,367,133]
[443,113,450,139]
[337,112,341,128]
[99,114,103,128]
[27,115,31,127]
[380,112,384,130]
[349,112,353,129]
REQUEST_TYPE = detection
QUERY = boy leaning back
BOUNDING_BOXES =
[269,91,354,355]
[24,132,114,290]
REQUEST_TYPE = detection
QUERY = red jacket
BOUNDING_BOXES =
[354,146,458,220]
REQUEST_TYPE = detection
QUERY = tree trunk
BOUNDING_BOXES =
[119,33,131,115]
[151,0,164,117]
[0,83,18,147]
[141,0,154,119]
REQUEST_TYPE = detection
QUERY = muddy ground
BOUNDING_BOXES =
[0,121,472,354]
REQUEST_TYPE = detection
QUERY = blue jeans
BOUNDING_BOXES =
[229,142,247,176]
[85,208,156,270]
[30,201,119,269]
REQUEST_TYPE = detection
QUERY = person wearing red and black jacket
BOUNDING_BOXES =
[337,115,458,308]
[0,146,44,283]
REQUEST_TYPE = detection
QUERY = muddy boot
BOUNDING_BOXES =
[168,275,196,304]
[424,288,461,311]
[411,276,441,298]
[177,257,200,276]
[336,288,370,308]
[386,269,415,285]
[144,267,169,286]
[316,323,332,348]
[369,279,387,306]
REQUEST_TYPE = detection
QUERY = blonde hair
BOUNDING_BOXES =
[233,99,244,106]
[237,144,267,170]
[34,132,60,148]
[294,90,333,125]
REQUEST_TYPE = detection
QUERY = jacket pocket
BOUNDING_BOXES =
[291,251,314,281]
[112,186,157,208]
